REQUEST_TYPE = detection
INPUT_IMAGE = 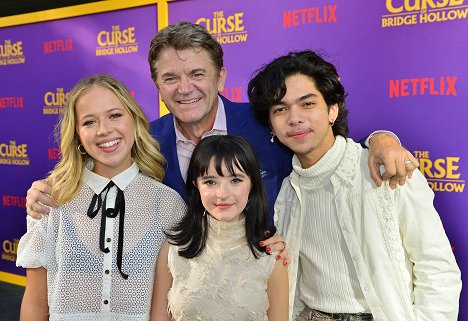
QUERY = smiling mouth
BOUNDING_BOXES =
[99,139,120,148]
[216,203,232,209]
[178,98,201,104]
[289,131,310,138]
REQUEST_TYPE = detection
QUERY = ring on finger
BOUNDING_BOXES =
[404,160,412,165]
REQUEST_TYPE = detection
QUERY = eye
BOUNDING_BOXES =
[162,76,177,84]
[303,101,315,108]
[110,113,123,119]
[231,177,243,184]
[202,179,216,186]
[192,72,205,79]
[83,119,95,126]
[271,106,286,114]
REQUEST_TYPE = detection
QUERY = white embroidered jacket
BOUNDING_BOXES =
[275,137,461,321]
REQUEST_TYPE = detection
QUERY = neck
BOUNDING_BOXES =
[298,133,336,169]
[175,105,218,144]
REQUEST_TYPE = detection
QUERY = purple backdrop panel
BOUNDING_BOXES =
[0,4,158,278]
[170,0,466,316]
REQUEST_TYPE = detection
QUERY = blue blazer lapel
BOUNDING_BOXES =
[222,95,248,135]
[153,115,187,201]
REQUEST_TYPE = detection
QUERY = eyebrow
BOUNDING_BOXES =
[191,68,206,74]
[298,93,317,101]
[160,68,207,78]
[201,172,247,179]
[79,107,123,120]
[279,93,317,105]
[160,72,177,78]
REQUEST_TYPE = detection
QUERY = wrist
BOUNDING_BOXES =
[366,130,401,147]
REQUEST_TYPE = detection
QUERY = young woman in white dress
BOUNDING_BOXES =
[17,75,186,321]
[152,135,288,321]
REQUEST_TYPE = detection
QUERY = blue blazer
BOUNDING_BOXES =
[150,96,292,224]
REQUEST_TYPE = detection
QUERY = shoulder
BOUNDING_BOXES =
[222,96,258,122]
[150,113,174,137]
[274,176,297,218]
[135,173,185,202]
[333,137,368,182]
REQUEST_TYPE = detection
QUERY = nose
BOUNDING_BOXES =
[97,121,112,136]
[287,106,304,126]
[177,75,193,95]
[216,182,229,199]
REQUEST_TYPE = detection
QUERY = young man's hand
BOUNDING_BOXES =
[368,133,419,189]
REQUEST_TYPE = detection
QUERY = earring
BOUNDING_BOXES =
[270,132,275,143]
[203,210,207,217]
[77,144,87,155]
[329,119,335,127]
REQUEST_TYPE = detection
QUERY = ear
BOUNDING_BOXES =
[217,67,227,93]
[329,104,339,121]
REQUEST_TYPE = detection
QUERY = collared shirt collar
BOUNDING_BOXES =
[83,162,139,194]
[173,96,227,144]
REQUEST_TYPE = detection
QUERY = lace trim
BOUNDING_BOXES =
[374,186,415,320]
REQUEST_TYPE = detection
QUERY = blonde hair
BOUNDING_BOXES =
[49,74,165,205]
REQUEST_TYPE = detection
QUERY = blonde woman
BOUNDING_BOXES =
[17,74,186,321]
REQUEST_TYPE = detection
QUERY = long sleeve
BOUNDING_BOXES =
[397,170,462,321]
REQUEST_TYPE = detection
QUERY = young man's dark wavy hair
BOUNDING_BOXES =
[165,135,271,259]
[248,50,349,138]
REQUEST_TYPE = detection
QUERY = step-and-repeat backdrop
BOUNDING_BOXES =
[1,0,466,317]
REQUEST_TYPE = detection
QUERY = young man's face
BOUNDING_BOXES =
[154,47,226,129]
[269,74,338,168]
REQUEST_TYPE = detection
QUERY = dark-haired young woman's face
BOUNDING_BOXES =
[195,158,251,222]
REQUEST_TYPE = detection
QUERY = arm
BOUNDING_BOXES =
[26,179,57,219]
[366,132,419,188]
[20,267,48,321]
[150,240,173,321]
[267,260,289,321]
[398,171,461,320]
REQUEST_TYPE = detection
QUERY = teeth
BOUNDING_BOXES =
[179,98,200,104]
[99,140,119,148]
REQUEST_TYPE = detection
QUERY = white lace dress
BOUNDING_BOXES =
[17,164,186,321]
[168,216,276,321]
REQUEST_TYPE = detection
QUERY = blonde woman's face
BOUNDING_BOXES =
[75,86,135,178]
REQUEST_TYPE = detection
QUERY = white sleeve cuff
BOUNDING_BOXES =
[364,130,401,148]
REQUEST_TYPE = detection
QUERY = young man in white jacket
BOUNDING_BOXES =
[248,50,462,321]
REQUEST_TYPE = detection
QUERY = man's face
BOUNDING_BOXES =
[269,74,338,168]
[154,47,226,128]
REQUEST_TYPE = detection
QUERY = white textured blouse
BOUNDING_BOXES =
[17,163,186,321]
[168,216,276,321]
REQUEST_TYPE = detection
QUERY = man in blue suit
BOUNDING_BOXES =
[147,22,417,222]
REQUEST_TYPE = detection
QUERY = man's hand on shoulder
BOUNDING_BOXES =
[368,133,419,189]
[26,180,57,219]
